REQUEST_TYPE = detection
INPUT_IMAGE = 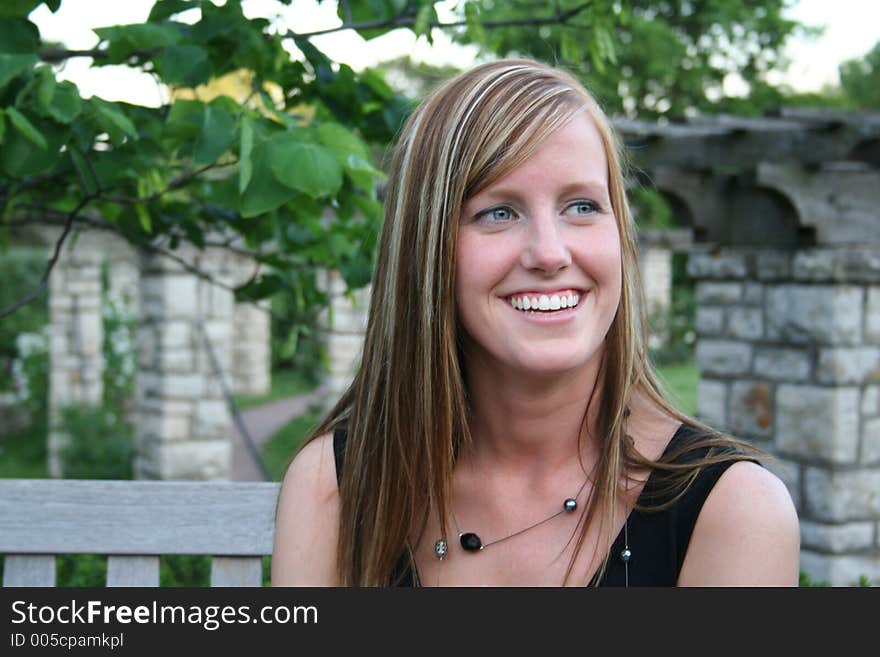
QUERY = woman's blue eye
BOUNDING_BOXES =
[566,200,599,215]
[479,206,514,222]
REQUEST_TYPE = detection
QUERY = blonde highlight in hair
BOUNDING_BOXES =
[301,58,762,586]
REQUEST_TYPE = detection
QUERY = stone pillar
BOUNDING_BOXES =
[690,247,880,585]
[232,300,271,397]
[133,246,235,480]
[47,230,104,477]
[317,270,370,410]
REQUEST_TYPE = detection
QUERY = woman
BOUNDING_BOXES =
[271,59,800,586]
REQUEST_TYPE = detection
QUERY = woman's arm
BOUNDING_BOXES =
[677,460,801,586]
[271,433,341,586]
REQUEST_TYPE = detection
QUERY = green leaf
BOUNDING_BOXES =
[164,98,204,141]
[161,44,211,87]
[6,106,47,149]
[192,102,235,164]
[148,0,193,23]
[560,31,580,64]
[317,122,368,160]
[0,1,43,18]
[0,18,40,53]
[596,26,617,65]
[0,113,64,177]
[239,139,297,217]
[69,148,97,195]
[268,138,342,199]
[90,97,138,144]
[238,116,255,193]
[414,3,437,43]
[345,155,384,193]
[0,110,5,144]
[464,4,486,46]
[0,53,36,92]
[35,67,56,112]
[135,203,152,233]
[46,81,82,124]
[94,23,182,62]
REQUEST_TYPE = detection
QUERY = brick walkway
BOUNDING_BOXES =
[229,387,324,481]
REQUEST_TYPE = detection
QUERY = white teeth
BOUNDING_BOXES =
[507,291,582,312]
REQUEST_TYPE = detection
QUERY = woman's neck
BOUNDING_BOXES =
[461,351,604,478]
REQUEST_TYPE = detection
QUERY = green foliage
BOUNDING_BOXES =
[0,247,46,394]
[452,1,805,119]
[799,570,829,587]
[649,252,696,366]
[261,403,323,481]
[839,41,880,109]
[57,404,133,479]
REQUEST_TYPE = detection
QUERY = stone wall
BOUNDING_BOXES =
[317,269,370,410]
[46,230,105,477]
[690,247,880,585]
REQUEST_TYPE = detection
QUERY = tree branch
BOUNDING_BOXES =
[287,5,592,39]
[0,194,94,321]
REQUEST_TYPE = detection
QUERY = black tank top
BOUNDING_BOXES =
[332,422,746,586]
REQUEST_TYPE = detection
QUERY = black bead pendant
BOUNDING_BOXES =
[564,498,577,512]
[460,532,483,552]
[620,548,632,563]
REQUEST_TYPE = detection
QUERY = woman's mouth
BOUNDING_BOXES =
[506,290,582,314]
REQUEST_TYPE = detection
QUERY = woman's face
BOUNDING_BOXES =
[454,111,622,379]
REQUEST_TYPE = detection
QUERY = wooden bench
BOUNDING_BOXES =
[0,478,280,587]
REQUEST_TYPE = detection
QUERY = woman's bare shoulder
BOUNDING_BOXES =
[271,432,341,586]
[678,460,800,586]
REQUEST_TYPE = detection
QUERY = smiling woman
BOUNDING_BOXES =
[271,58,800,587]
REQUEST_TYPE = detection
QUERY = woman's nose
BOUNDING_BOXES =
[521,215,572,275]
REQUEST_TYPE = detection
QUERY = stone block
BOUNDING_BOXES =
[793,248,880,284]
[695,340,752,377]
[162,275,199,318]
[162,374,204,399]
[817,347,880,385]
[799,520,875,552]
[727,307,764,340]
[137,326,157,368]
[697,379,727,429]
[729,381,773,438]
[867,287,880,344]
[696,282,743,305]
[695,307,724,335]
[686,252,747,279]
[193,399,230,439]
[753,347,811,382]
[863,385,880,416]
[754,250,791,281]
[743,283,764,305]
[799,550,880,587]
[776,385,860,464]
[159,348,196,374]
[765,457,800,510]
[139,410,192,441]
[766,285,863,345]
[803,467,880,521]
[157,440,231,480]
[158,321,193,350]
[863,418,880,465]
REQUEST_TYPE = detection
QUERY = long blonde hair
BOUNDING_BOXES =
[305,58,760,586]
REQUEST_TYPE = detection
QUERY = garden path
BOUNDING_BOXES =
[230,387,324,482]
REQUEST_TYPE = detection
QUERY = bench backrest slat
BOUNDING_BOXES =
[3,555,56,587]
[211,557,264,587]
[0,479,281,555]
[106,556,160,587]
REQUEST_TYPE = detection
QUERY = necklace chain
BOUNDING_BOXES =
[449,474,591,551]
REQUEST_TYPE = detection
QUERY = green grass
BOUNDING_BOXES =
[260,403,324,481]
[654,361,699,417]
[0,422,48,478]
[234,368,318,410]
